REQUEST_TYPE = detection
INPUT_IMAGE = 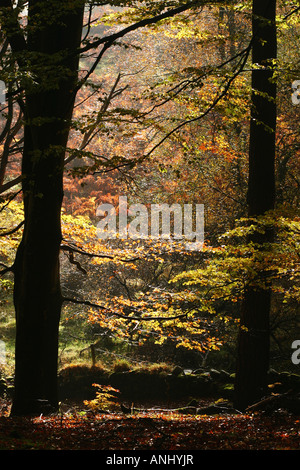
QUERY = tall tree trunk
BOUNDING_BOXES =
[11,1,84,416]
[234,0,277,411]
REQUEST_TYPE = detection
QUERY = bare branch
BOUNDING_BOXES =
[142,43,253,160]
[65,73,124,166]
[74,1,210,91]
[78,1,210,55]
[0,261,14,275]
[0,99,23,187]
[0,175,22,195]
[283,6,300,20]
[66,250,87,274]
[0,219,24,237]
[60,242,140,263]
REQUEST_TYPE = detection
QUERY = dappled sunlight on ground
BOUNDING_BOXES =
[0,398,300,450]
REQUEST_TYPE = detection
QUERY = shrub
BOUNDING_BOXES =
[84,384,121,413]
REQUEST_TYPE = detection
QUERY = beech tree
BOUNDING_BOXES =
[234,0,277,410]
[0,0,85,416]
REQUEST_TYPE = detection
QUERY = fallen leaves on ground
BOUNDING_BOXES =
[0,400,299,451]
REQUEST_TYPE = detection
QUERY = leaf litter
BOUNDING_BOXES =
[0,398,300,450]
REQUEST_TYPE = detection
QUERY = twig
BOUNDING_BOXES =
[60,242,140,263]
[0,262,14,275]
[0,220,24,237]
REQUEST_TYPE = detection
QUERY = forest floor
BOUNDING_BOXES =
[0,397,300,452]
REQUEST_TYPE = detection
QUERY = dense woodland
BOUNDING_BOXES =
[0,0,299,452]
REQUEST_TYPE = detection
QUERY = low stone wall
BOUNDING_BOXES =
[57,365,235,401]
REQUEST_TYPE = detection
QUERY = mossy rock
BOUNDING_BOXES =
[58,364,235,401]
[58,364,109,400]
[167,374,214,398]
[109,370,168,399]
[267,370,300,392]
[109,369,215,400]
[208,369,233,382]
[216,382,235,399]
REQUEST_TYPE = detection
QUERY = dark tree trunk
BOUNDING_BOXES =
[11,1,84,416]
[234,0,277,411]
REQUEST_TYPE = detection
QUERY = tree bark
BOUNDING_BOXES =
[10,1,84,416]
[234,0,277,411]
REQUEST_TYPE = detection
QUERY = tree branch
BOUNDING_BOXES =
[66,250,87,274]
[0,219,24,237]
[78,1,206,55]
[0,0,27,61]
[0,261,14,275]
[65,73,125,165]
[60,242,140,263]
[0,175,22,195]
[62,296,188,322]
[74,0,219,91]
[141,42,253,160]
[283,6,300,20]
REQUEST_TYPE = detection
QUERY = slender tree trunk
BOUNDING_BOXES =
[11,1,84,416]
[234,0,277,411]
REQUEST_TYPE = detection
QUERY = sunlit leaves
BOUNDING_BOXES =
[59,203,300,356]
[84,384,121,413]
[172,211,300,312]
[0,200,23,265]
